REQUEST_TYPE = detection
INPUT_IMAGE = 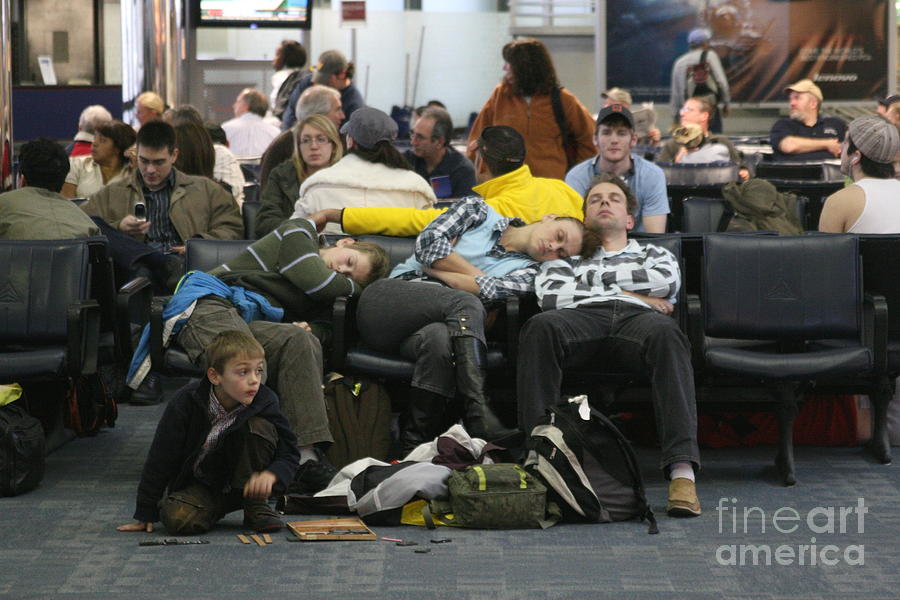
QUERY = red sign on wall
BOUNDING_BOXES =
[341,1,366,25]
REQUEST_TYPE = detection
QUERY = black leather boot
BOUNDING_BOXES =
[400,388,451,454]
[452,336,522,446]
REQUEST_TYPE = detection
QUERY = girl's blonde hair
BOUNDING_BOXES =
[292,114,343,181]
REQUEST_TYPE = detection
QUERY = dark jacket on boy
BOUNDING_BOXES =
[133,379,299,523]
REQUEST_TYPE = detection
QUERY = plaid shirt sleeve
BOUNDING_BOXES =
[414,197,488,267]
[475,262,541,303]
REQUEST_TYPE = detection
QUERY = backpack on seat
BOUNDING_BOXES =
[524,396,658,533]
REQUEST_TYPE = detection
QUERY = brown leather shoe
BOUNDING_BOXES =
[667,477,701,517]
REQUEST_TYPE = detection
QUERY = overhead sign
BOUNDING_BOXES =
[341,1,366,28]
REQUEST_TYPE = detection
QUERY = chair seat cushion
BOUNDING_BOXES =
[345,346,507,381]
[706,345,871,380]
[0,347,68,380]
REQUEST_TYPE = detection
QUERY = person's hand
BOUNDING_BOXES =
[244,470,277,498]
[170,245,185,256]
[310,209,340,232]
[292,321,312,332]
[674,146,689,163]
[826,138,842,157]
[646,298,674,315]
[648,127,662,144]
[738,168,751,182]
[119,215,152,236]
[117,521,153,533]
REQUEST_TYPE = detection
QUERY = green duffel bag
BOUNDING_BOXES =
[438,464,559,529]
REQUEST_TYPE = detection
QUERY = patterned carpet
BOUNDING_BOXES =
[2,391,899,599]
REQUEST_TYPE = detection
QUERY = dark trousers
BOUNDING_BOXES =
[90,217,183,293]
[159,416,277,534]
[356,278,486,398]
[176,296,333,446]
[517,301,700,471]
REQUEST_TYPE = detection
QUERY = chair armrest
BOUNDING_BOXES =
[331,295,358,372]
[149,296,171,371]
[686,294,705,373]
[864,293,888,374]
[115,276,153,359]
[504,294,540,364]
[67,299,101,377]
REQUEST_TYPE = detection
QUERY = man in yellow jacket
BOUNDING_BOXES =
[310,126,583,235]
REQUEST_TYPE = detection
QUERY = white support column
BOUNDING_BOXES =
[0,0,12,190]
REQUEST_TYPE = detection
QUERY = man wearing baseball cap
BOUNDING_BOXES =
[565,104,669,233]
[876,94,900,125]
[281,49,365,131]
[819,114,900,233]
[769,78,847,161]
[602,87,662,145]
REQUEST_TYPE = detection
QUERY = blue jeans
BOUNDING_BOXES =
[517,301,700,472]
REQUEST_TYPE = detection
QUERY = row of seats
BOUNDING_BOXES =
[138,232,900,486]
[6,233,894,487]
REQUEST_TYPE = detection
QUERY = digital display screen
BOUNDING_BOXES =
[196,0,312,28]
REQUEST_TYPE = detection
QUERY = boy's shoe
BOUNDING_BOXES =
[289,451,338,495]
[666,478,701,517]
[243,498,283,532]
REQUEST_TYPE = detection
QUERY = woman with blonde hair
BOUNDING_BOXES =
[255,113,343,238]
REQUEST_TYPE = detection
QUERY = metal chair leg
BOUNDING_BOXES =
[869,377,894,465]
[774,384,799,486]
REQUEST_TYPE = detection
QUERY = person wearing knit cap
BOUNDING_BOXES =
[819,114,900,233]
[769,78,847,161]
[290,107,436,233]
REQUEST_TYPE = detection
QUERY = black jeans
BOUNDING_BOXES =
[356,278,486,397]
[158,416,278,534]
[517,301,700,472]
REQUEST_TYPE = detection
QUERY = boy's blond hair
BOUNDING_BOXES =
[205,330,265,374]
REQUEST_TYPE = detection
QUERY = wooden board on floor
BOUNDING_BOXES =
[286,517,376,541]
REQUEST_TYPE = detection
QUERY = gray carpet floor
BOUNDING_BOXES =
[2,392,899,599]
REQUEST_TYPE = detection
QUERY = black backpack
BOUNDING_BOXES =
[686,49,719,100]
[0,403,45,497]
[525,398,658,533]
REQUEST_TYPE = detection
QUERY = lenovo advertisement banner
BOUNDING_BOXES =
[607,0,889,104]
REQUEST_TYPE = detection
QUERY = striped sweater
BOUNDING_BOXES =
[209,218,358,321]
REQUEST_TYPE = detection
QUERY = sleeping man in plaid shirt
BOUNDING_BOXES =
[517,173,702,518]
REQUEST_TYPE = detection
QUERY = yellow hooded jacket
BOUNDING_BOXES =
[339,165,584,237]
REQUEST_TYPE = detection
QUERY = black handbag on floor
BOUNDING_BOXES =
[0,403,45,496]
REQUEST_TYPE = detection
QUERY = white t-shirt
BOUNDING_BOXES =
[847,177,900,233]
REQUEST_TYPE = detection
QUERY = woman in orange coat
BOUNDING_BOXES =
[467,39,596,181]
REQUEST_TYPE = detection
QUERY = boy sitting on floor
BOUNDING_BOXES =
[118,330,300,534]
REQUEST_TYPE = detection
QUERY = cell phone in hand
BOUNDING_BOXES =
[133,201,147,222]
